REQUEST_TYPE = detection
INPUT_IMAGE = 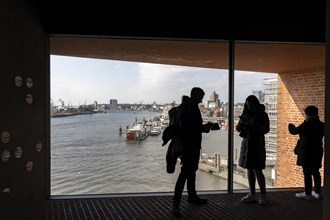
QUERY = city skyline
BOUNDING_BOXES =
[51,55,277,106]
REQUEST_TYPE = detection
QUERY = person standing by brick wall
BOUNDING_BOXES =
[288,105,325,200]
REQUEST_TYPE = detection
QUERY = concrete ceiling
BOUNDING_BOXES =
[50,37,325,73]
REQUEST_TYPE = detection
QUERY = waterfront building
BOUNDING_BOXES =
[252,90,265,103]
[208,91,220,108]
[109,99,118,109]
[263,77,278,161]
[210,91,218,102]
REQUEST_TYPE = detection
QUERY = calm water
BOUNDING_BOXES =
[51,111,243,195]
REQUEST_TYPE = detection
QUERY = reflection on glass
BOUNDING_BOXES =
[15,147,23,158]
[1,150,10,162]
[14,76,23,87]
[36,142,42,152]
[26,161,33,172]
[1,131,10,144]
[26,77,33,88]
[26,93,33,104]
[3,188,11,194]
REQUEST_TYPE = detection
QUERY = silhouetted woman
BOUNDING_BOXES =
[236,95,270,205]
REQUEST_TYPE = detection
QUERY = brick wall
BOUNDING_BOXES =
[276,68,325,187]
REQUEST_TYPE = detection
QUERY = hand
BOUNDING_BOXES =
[239,115,247,120]
[204,122,213,131]
[288,123,295,130]
[203,122,216,133]
[210,123,220,130]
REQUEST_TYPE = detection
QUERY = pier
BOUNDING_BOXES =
[51,111,97,118]
[199,153,275,188]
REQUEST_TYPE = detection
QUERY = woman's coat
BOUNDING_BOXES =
[236,104,270,169]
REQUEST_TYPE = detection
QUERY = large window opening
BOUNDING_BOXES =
[233,42,325,190]
[50,40,231,195]
[233,71,278,189]
[50,38,325,196]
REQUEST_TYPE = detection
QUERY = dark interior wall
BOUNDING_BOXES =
[44,3,326,43]
[324,1,330,219]
[0,1,49,219]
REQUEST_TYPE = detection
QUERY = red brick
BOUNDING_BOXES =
[276,68,324,187]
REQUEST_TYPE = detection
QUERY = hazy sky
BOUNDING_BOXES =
[51,55,277,106]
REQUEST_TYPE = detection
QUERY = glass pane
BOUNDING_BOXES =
[50,40,233,195]
[234,42,325,191]
[234,70,278,190]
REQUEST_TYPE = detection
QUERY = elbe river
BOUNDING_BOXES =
[51,111,244,195]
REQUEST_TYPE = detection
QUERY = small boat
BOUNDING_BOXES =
[126,122,148,141]
[150,126,161,136]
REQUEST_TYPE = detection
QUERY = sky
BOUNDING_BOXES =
[51,55,278,106]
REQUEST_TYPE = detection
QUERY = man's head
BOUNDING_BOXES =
[304,105,318,117]
[190,87,205,105]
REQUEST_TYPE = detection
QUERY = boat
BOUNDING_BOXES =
[150,126,161,136]
[126,122,148,141]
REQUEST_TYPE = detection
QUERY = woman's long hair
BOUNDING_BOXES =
[242,95,260,115]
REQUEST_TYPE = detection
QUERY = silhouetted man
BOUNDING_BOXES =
[172,87,214,217]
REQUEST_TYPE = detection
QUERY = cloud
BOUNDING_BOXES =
[125,63,208,104]
[235,71,277,102]
[50,55,278,105]
[137,63,200,86]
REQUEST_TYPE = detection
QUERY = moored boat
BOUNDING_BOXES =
[126,122,148,141]
[150,126,161,136]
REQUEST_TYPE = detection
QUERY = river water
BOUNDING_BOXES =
[51,111,245,195]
